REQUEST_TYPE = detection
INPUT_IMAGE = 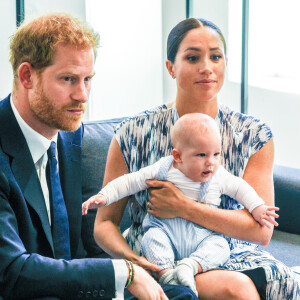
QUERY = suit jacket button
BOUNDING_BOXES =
[92,290,98,297]
[86,291,92,298]
[77,291,84,298]
[99,290,105,297]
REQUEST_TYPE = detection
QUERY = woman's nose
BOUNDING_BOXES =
[198,57,212,75]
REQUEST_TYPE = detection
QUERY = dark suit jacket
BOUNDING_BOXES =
[0,95,115,300]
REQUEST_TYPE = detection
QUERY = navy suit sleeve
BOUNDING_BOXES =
[0,171,115,300]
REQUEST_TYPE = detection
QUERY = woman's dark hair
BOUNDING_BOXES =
[167,18,227,63]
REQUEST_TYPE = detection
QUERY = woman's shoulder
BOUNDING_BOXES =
[218,103,272,132]
[115,104,172,133]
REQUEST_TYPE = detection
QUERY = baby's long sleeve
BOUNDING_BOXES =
[100,159,162,206]
[218,166,265,212]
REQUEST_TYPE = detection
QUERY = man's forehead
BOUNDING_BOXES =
[49,45,95,71]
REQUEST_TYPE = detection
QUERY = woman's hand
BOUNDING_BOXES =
[146,179,190,219]
[133,255,161,273]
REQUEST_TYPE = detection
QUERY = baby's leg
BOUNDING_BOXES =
[141,227,178,285]
[189,234,230,272]
[173,234,229,296]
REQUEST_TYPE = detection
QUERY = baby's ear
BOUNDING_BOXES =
[172,148,182,163]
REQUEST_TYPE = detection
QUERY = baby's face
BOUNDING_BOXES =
[179,132,221,182]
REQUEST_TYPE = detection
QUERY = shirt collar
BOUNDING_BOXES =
[10,97,58,164]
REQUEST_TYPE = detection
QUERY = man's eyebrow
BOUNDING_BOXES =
[59,71,96,77]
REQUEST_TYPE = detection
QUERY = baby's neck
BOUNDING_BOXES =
[172,160,185,176]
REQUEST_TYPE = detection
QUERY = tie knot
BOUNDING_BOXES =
[47,141,57,160]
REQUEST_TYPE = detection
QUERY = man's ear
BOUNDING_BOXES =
[166,60,176,79]
[172,148,182,163]
[18,62,35,89]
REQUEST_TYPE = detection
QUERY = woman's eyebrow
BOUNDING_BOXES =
[184,47,221,52]
[184,47,200,52]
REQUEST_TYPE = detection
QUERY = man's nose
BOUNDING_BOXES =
[72,81,89,103]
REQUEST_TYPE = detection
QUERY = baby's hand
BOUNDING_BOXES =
[82,194,107,215]
[251,204,279,228]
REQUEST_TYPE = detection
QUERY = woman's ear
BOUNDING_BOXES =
[18,62,35,89]
[172,148,182,163]
[166,60,176,79]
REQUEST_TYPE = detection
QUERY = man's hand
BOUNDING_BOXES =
[251,204,279,228]
[127,264,168,300]
[82,194,107,215]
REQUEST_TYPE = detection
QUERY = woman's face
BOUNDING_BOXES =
[168,26,226,103]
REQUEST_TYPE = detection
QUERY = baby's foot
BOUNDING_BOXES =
[159,269,180,285]
[174,258,198,296]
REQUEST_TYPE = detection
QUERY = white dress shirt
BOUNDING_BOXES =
[10,98,127,299]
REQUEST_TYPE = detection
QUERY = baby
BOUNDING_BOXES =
[82,113,279,295]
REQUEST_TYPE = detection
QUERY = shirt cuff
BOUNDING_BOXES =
[112,259,128,300]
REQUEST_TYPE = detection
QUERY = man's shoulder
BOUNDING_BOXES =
[0,94,10,107]
[58,125,83,147]
[0,95,12,124]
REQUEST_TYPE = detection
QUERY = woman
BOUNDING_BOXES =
[94,18,300,299]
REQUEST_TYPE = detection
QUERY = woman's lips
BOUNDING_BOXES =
[195,79,216,85]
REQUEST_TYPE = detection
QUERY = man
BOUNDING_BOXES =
[0,13,197,300]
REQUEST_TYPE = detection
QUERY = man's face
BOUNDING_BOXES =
[29,44,95,133]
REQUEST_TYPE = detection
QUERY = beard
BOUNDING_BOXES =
[29,82,85,132]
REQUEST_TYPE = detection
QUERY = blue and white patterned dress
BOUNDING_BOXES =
[115,103,300,299]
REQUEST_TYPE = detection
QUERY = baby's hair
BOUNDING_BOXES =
[171,113,220,149]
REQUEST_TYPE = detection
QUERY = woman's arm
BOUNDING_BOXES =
[94,137,160,271]
[147,138,275,246]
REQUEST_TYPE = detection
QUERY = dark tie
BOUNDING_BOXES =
[47,141,71,260]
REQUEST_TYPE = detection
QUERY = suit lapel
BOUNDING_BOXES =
[11,154,54,252]
[0,96,54,253]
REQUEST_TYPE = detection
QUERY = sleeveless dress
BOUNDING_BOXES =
[115,103,300,299]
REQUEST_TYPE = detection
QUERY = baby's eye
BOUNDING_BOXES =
[214,152,220,157]
[197,153,206,157]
